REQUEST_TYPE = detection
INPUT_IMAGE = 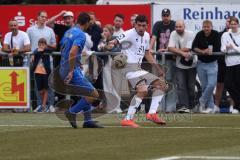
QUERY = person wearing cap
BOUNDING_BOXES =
[46,11,75,112]
[148,8,176,113]
[46,10,74,51]
[150,9,175,53]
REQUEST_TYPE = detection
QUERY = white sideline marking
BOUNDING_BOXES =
[156,156,179,160]
[1,125,240,130]
[155,156,240,160]
[105,126,240,130]
[0,124,68,128]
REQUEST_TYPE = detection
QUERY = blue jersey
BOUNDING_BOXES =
[59,26,86,78]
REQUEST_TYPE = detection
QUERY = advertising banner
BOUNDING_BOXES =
[0,67,30,108]
[0,5,151,36]
[153,4,240,32]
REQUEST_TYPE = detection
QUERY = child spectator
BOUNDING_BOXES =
[32,38,52,112]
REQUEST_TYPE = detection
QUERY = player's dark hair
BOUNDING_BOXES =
[135,15,148,24]
[114,14,125,20]
[77,12,91,25]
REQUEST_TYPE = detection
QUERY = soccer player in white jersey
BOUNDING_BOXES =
[109,15,168,128]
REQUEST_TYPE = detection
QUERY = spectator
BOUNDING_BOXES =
[27,10,56,112]
[3,19,30,66]
[98,24,119,52]
[46,10,74,51]
[113,13,124,37]
[130,14,138,27]
[111,14,128,113]
[168,20,197,113]
[81,32,93,75]
[215,17,234,112]
[46,11,75,105]
[85,12,106,111]
[192,20,221,113]
[32,38,52,112]
[150,9,176,53]
[149,8,176,113]
[27,11,56,51]
[98,24,121,112]
[221,17,240,114]
[83,32,93,54]
[95,20,102,28]
[86,12,102,51]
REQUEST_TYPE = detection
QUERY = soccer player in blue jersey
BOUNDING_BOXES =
[59,12,103,128]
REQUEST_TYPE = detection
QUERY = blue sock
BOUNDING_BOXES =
[69,98,90,113]
[83,105,92,122]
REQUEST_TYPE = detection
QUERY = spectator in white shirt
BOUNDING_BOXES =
[3,19,30,66]
[221,16,240,114]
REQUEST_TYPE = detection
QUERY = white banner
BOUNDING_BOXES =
[153,4,240,32]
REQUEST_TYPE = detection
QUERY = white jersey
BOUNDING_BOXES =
[116,28,150,65]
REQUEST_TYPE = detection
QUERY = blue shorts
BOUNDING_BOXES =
[70,68,95,93]
[59,66,95,96]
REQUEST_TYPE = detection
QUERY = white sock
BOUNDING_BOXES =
[125,95,142,120]
[149,90,164,114]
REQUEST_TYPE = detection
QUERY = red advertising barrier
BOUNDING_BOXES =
[0,5,151,36]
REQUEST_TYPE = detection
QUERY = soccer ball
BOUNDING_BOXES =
[113,53,128,68]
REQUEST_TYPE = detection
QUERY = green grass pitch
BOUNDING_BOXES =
[0,113,240,160]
